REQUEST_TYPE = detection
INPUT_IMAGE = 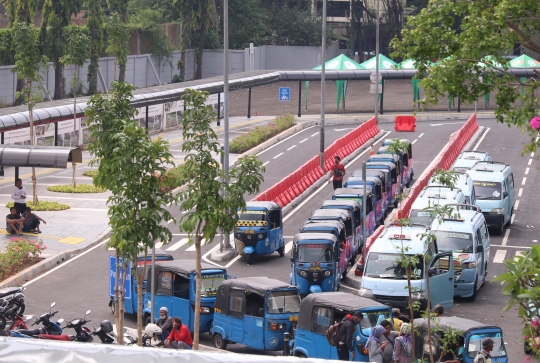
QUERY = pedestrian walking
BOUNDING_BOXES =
[11,178,27,216]
[370,144,375,156]
[366,325,387,363]
[380,320,399,363]
[336,311,363,361]
[393,323,412,363]
[328,155,346,190]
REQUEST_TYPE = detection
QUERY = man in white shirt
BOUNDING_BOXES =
[11,179,27,216]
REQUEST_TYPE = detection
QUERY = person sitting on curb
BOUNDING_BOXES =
[164,317,192,350]
[6,207,24,236]
[22,207,46,234]
[155,307,173,345]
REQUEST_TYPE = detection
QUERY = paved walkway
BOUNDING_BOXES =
[0,111,494,258]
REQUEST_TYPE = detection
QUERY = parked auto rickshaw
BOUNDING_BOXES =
[235,201,285,264]
[108,248,173,316]
[366,162,399,207]
[343,176,385,223]
[333,188,376,239]
[320,199,363,248]
[289,292,392,361]
[381,138,414,187]
[308,209,356,261]
[414,317,507,363]
[350,169,388,211]
[290,233,343,295]
[211,276,301,352]
[143,260,227,333]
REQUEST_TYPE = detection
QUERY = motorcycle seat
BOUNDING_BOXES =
[14,329,40,336]
[0,287,22,298]
[38,334,71,341]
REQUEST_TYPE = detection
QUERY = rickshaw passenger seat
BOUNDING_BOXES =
[258,308,264,317]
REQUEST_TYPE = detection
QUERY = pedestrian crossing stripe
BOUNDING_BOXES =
[492,249,526,264]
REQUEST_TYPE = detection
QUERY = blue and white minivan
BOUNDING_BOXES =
[467,161,515,235]
[430,204,491,300]
[452,151,492,173]
[409,186,466,225]
[358,224,454,312]
[429,172,476,205]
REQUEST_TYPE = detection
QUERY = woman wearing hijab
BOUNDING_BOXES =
[393,323,412,363]
[367,325,388,363]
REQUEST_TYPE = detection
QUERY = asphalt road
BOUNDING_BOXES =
[17,117,538,361]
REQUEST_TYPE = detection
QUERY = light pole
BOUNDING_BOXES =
[223,0,231,249]
[374,0,380,123]
[320,0,327,172]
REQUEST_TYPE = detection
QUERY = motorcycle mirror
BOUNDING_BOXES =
[50,302,56,308]
[57,318,64,323]
[85,310,91,316]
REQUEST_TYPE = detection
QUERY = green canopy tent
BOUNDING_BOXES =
[360,55,398,103]
[508,54,540,97]
[397,59,424,104]
[305,54,365,111]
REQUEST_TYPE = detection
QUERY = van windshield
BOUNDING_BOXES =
[298,244,334,263]
[365,252,424,279]
[434,231,474,253]
[473,181,502,200]
[409,210,432,225]
[267,291,301,314]
[237,210,267,221]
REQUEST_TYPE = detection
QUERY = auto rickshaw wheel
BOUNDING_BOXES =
[295,353,307,358]
[277,246,285,257]
[525,341,533,354]
[110,301,115,315]
[246,254,253,265]
[144,315,152,327]
[213,333,228,350]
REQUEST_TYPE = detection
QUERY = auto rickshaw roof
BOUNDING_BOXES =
[297,292,387,331]
[414,317,502,335]
[366,161,396,169]
[371,153,399,162]
[244,201,281,211]
[322,199,361,210]
[293,233,338,243]
[351,169,385,178]
[346,176,381,185]
[334,188,373,197]
[152,260,221,275]
[137,247,173,260]
[302,220,345,231]
[310,209,351,219]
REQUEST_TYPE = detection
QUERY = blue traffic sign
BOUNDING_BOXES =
[109,256,132,300]
[279,87,291,101]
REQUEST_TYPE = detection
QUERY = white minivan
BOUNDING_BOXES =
[452,151,492,173]
[409,186,466,225]
[358,224,454,311]
[429,172,476,205]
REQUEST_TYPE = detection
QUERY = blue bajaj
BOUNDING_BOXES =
[290,292,392,361]
[344,176,385,224]
[366,162,399,207]
[320,199,362,250]
[234,201,285,265]
[381,138,414,187]
[309,209,356,262]
[211,277,301,352]
[333,188,376,239]
[143,260,227,333]
[350,169,388,211]
[290,233,342,295]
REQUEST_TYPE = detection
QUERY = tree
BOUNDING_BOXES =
[85,81,176,345]
[106,0,129,82]
[177,89,265,349]
[391,0,540,154]
[40,0,84,100]
[60,25,90,188]
[85,0,104,95]
[106,13,130,82]
[12,22,48,206]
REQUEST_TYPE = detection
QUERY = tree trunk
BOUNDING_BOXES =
[194,235,202,349]
[195,25,205,80]
[72,69,77,188]
[137,251,148,346]
[407,266,415,360]
[119,62,126,83]
[15,79,25,105]
[179,16,190,80]
[88,26,99,94]
[54,59,64,100]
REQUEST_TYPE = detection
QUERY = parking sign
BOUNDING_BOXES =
[109,256,132,300]
[279,87,290,101]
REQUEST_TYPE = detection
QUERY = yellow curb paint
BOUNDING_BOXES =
[57,236,86,244]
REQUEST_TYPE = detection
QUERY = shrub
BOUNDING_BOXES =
[6,201,70,211]
[83,170,98,177]
[0,237,46,281]
[230,114,296,153]
[47,184,106,193]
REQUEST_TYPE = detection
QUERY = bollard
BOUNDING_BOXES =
[283,332,290,356]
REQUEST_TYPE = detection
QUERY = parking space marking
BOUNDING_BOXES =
[473,127,490,151]
[167,219,174,224]
[299,138,309,143]
[501,229,511,246]
[511,213,516,225]
[525,167,530,175]
[531,152,535,158]
[262,161,270,167]
[493,249,507,263]
[418,133,425,138]
[515,200,520,210]
[518,188,523,197]
[185,240,208,252]
[522,177,527,185]
[273,152,284,159]
[411,139,418,145]
[285,241,293,254]
[155,242,163,249]
[514,251,526,261]
[287,145,297,151]
[166,238,188,251]
[528,159,533,166]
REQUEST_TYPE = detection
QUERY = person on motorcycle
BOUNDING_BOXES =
[155,307,172,345]
[164,317,192,350]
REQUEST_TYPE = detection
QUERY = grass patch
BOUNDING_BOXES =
[230,114,296,154]
[6,201,70,211]
[47,184,106,193]
[83,170,98,177]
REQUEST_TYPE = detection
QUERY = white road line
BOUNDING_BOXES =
[418,133,425,138]
[24,239,110,286]
[525,167,530,175]
[273,152,284,159]
[514,251,526,261]
[491,244,531,249]
[166,238,188,251]
[262,161,270,167]
[155,242,164,249]
[167,219,174,224]
[311,132,319,137]
[299,138,309,144]
[515,200,520,210]
[501,229,511,246]
[522,177,527,185]
[411,139,418,145]
[287,145,297,151]
[531,152,535,158]
[511,213,516,225]
[528,159,533,166]
[256,126,315,157]
[518,188,523,197]
[473,128,491,151]
[493,249,507,264]
[285,241,293,254]
[283,130,392,222]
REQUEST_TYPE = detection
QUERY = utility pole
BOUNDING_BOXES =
[320,0,327,172]
[374,0,380,123]
[223,0,231,249]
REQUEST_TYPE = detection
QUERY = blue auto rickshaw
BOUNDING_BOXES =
[143,260,227,333]
[414,317,507,363]
[344,176,385,223]
[108,248,173,316]
[211,276,301,352]
[320,199,362,249]
[332,188,376,239]
[308,209,356,261]
[290,233,343,295]
[350,169,388,211]
[289,292,392,361]
[366,161,399,207]
[381,138,414,187]
[234,201,285,264]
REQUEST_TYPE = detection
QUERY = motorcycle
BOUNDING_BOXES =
[11,302,69,341]
[124,323,161,347]
[63,310,93,342]
[0,286,26,316]
[91,320,117,344]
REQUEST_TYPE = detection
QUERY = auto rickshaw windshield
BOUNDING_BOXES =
[359,310,392,337]
[298,243,334,263]
[201,272,226,297]
[266,291,301,314]
[467,332,506,358]
[238,210,267,221]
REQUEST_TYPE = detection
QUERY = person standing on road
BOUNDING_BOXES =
[336,311,363,361]
[473,338,494,363]
[11,179,27,216]
[164,317,192,350]
[329,155,346,190]
[393,323,412,363]
[155,307,173,344]
[366,325,388,363]
[380,320,399,363]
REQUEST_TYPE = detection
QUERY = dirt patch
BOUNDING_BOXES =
[1,257,42,282]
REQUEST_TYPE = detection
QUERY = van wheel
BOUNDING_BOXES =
[213,333,227,350]
[470,277,478,301]
[246,254,253,265]
[496,221,504,236]
[277,246,285,257]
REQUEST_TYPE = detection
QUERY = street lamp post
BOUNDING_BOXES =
[223,0,231,249]
[374,0,380,123]
[320,0,327,172]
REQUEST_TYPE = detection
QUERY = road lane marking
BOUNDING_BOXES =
[285,241,293,254]
[411,139,418,145]
[311,132,319,137]
[166,238,189,251]
[186,241,208,252]
[155,242,163,249]
[473,127,490,151]
[491,244,531,249]
[525,167,530,175]
[299,138,309,143]
[256,126,315,157]
[528,159,533,166]
[418,133,425,138]
[501,229,511,246]
[262,161,270,167]
[493,249,507,263]
[430,122,465,126]
[514,251,526,261]
[273,153,284,159]
[515,200,520,210]
[522,177,527,185]
[531,152,535,158]
[518,188,523,197]
[511,213,515,225]
[167,219,174,224]
[287,145,297,151]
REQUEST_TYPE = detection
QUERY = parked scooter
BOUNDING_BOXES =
[11,302,68,340]
[124,323,160,347]
[63,310,93,342]
[91,320,118,344]
[0,286,26,316]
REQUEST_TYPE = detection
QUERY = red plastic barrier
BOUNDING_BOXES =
[394,115,416,132]
[358,225,385,265]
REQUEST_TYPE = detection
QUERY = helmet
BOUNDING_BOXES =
[144,323,162,337]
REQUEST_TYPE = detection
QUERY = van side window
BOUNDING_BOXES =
[509,173,514,189]
[476,229,483,246]
[430,254,450,274]
[481,223,489,241]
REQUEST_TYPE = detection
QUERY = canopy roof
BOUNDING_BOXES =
[360,54,398,70]
[312,54,365,71]
[0,146,82,168]
[509,54,540,68]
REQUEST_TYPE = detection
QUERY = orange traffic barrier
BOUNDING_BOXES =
[394,115,416,132]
